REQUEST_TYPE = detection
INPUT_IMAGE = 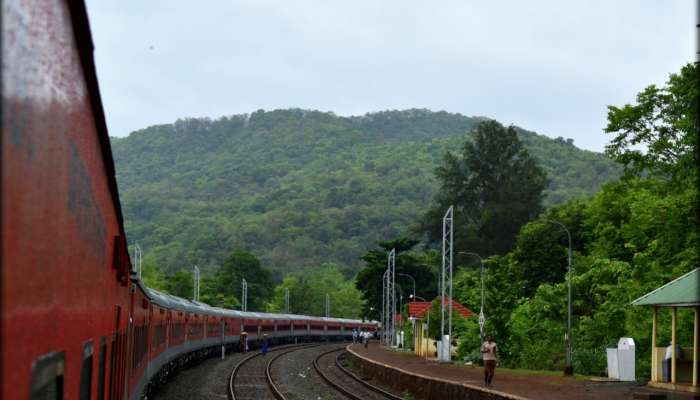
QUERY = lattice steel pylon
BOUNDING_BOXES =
[193,265,200,301]
[381,269,387,346]
[133,243,142,280]
[241,278,247,312]
[440,206,453,362]
[384,265,390,346]
[384,248,396,347]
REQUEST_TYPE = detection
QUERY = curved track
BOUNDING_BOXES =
[230,343,402,400]
[229,343,315,400]
[313,348,403,400]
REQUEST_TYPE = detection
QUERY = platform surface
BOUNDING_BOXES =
[349,342,699,400]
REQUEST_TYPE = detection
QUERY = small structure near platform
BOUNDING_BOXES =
[607,337,636,381]
[407,297,473,358]
[632,267,699,393]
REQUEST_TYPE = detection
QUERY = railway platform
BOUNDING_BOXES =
[347,342,699,400]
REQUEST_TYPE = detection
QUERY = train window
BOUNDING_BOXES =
[97,337,106,400]
[80,341,93,400]
[30,351,64,400]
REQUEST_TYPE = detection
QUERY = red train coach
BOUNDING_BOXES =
[0,2,377,400]
[1,1,134,399]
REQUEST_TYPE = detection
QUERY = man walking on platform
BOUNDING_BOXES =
[481,335,498,387]
[352,328,358,344]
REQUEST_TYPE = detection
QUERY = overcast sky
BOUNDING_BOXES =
[86,1,694,152]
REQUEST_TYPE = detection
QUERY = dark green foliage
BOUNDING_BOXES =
[417,120,548,256]
[208,250,274,311]
[163,269,194,299]
[605,63,697,183]
[447,65,698,378]
[267,264,363,318]
[355,238,438,320]
[111,109,620,275]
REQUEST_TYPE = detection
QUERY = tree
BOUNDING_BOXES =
[605,63,697,184]
[510,199,588,297]
[356,238,437,320]
[417,120,548,256]
[206,250,273,311]
[268,264,364,318]
[164,269,194,299]
[140,255,167,291]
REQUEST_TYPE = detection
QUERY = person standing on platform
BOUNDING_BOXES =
[663,341,682,382]
[363,330,369,348]
[352,328,358,344]
[480,335,498,387]
[261,334,269,356]
[240,332,248,354]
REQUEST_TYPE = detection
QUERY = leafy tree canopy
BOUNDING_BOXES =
[210,250,274,311]
[112,109,620,275]
[605,63,697,184]
[268,264,364,318]
[356,238,438,321]
[417,120,548,256]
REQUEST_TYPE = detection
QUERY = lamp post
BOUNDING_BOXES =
[397,273,416,301]
[400,294,403,322]
[539,218,573,374]
[458,252,485,338]
[409,294,426,302]
[284,287,290,313]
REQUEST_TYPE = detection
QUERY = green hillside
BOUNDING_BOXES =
[111,109,620,277]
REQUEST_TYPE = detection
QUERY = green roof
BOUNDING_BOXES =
[632,268,700,307]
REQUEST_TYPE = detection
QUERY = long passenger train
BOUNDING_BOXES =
[0,1,376,399]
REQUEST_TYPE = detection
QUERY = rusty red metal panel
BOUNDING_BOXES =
[1,1,132,399]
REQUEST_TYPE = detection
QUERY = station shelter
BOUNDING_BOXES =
[407,297,473,358]
[632,267,699,393]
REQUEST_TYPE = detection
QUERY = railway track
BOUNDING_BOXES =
[313,348,403,400]
[229,343,313,400]
[230,343,401,400]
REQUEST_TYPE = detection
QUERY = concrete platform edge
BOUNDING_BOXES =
[346,344,530,400]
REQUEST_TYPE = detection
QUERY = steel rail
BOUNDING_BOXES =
[265,343,322,399]
[313,348,401,400]
[335,351,403,400]
[229,343,310,400]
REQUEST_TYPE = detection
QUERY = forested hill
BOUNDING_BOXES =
[111,109,620,277]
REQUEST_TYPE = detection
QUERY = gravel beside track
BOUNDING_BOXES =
[151,350,245,400]
[315,348,404,400]
[153,342,403,400]
[270,343,350,400]
[336,351,405,399]
[231,344,310,400]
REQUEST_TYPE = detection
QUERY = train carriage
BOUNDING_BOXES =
[274,314,293,341]
[292,315,311,339]
[0,2,378,399]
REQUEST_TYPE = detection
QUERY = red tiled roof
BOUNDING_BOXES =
[407,297,474,318]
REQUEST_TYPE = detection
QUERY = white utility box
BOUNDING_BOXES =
[607,337,635,381]
[437,335,451,361]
